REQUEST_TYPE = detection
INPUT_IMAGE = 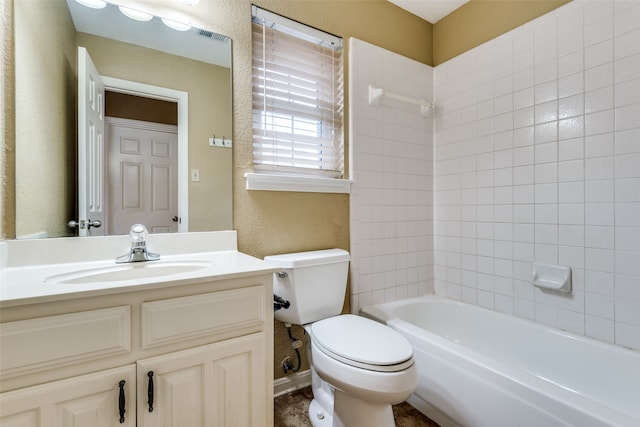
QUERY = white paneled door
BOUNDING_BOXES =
[77,47,105,237]
[106,118,178,235]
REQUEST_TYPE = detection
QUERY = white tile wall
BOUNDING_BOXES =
[349,38,434,313]
[433,0,640,350]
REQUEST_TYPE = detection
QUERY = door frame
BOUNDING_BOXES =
[102,76,189,233]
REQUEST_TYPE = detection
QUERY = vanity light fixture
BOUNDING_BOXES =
[118,6,153,22]
[161,17,192,31]
[75,0,107,9]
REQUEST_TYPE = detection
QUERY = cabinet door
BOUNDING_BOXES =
[137,333,266,427]
[0,365,136,427]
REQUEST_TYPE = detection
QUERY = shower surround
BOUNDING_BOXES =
[350,0,640,351]
[348,38,435,312]
[433,0,640,350]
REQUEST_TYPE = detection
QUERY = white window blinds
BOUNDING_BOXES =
[251,6,344,178]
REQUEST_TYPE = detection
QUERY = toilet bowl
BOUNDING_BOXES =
[305,315,419,427]
[265,249,419,427]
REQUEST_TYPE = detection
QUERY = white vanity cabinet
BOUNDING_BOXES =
[137,333,266,426]
[0,365,137,427]
[0,268,275,427]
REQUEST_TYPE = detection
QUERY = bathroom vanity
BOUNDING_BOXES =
[0,231,277,427]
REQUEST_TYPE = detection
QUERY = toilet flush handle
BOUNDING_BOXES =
[276,271,288,279]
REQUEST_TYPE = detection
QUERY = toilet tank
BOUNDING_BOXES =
[265,249,350,325]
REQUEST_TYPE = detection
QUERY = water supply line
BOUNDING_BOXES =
[274,294,290,312]
[273,285,300,373]
[284,323,302,373]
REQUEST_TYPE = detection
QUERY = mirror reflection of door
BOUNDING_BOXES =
[105,91,179,235]
[77,46,106,237]
[78,48,183,237]
[106,118,178,235]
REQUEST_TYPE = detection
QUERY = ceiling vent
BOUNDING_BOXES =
[196,29,228,43]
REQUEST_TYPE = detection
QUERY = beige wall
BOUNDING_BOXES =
[2,0,432,381]
[15,0,76,238]
[433,0,571,65]
[220,0,433,378]
[76,32,233,232]
[2,0,565,381]
[1,0,16,239]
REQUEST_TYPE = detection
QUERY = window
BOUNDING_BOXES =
[251,6,345,185]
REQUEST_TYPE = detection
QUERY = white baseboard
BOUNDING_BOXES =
[273,369,312,397]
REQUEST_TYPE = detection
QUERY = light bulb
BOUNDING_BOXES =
[118,6,153,22]
[75,0,107,9]
[161,17,191,31]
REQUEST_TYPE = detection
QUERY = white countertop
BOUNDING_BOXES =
[0,231,279,308]
[1,251,278,308]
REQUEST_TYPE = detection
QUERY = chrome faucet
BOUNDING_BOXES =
[116,224,160,263]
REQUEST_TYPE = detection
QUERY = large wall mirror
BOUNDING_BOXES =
[14,0,233,239]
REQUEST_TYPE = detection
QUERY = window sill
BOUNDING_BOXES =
[245,173,351,194]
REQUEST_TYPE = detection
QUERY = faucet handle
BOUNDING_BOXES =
[130,224,148,245]
[116,224,159,263]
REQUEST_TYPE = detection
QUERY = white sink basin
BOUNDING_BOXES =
[45,260,213,284]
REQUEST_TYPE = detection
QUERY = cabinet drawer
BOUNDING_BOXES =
[141,285,265,349]
[0,306,131,379]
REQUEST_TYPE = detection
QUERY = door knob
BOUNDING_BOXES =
[67,219,102,229]
[172,216,179,222]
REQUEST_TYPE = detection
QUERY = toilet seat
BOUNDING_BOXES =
[310,314,414,372]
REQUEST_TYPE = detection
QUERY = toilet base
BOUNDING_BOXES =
[307,366,398,427]
[333,389,395,427]
[308,365,335,427]
[308,391,396,427]
[309,398,333,427]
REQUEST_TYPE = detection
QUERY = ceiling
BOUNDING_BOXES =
[388,0,471,24]
[66,0,231,68]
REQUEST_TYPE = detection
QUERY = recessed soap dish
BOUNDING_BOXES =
[532,263,572,293]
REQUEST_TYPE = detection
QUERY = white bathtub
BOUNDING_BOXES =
[361,295,640,427]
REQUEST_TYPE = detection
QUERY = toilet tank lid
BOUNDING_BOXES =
[264,248,350,268]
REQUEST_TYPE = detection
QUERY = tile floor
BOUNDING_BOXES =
[274,386,440,427]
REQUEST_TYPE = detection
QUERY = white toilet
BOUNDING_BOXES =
[265,249,418,427]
